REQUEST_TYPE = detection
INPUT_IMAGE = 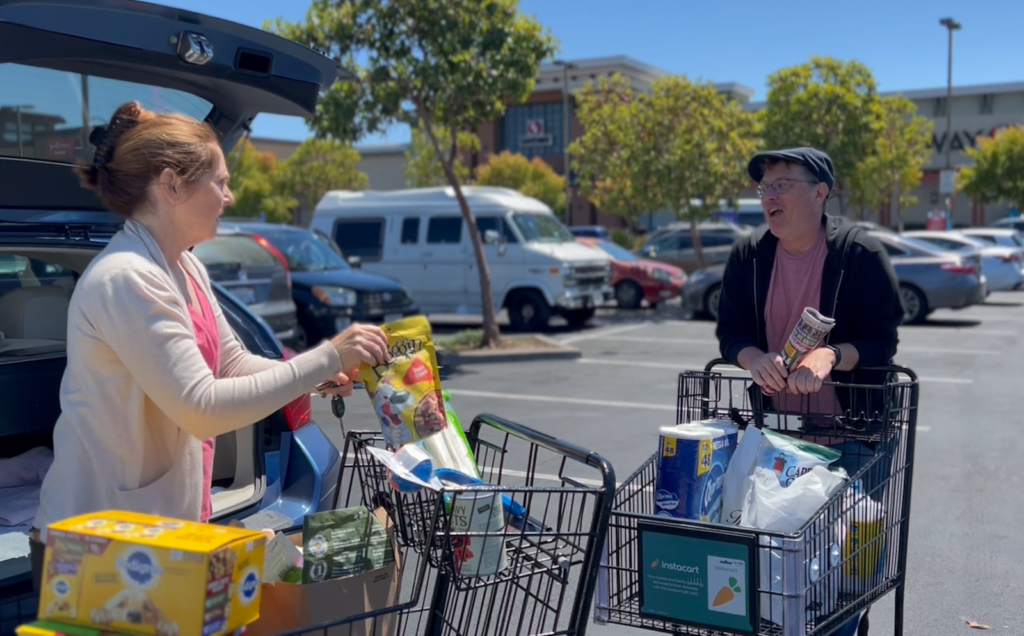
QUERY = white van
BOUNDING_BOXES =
[310,187,613,331]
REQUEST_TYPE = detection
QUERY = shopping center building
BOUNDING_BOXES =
[252,55,1024,229]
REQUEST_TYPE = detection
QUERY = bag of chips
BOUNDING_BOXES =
[360,316,447,448]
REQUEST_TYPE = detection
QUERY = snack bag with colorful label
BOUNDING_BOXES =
[360,316,446,448]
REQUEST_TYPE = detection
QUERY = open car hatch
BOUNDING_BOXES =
[0,0,347,213]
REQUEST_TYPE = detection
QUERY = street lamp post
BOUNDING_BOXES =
[553,59,576,226]
[939,17,961,223]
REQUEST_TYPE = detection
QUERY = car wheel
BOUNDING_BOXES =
[705,284,722,321]
[899,284,928,324]
[563,308,596,328]
[615,280,643,309]
[507,290,552,332]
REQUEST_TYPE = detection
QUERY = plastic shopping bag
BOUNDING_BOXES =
[744,466,847,627]
[720,426,762,526]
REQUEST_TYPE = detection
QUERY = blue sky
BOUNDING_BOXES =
[158,0,1024,146]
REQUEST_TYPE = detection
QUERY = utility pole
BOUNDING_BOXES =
[553,59,576,226]
[939,17,962,224]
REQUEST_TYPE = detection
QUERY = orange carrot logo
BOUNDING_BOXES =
[712,577,742,607]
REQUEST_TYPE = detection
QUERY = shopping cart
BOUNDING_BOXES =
[594,359,919,636]
[312,413,616,636]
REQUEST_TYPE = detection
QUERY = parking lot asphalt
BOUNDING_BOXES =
[312,293,1024,635]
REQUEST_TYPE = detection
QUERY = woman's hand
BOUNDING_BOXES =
[316,370,359,398]
[330,323,390,370]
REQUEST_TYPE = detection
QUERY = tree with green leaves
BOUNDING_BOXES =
[474,151,565,213]
[226,140,297,223]
[958,124,1024,212]
[848,96,934,230]
[405,121,480,188]
[643,76,759,270]
[270,0,556,347]
[762,57,883,216]
[275,138,368,215]
[570,74,658,231]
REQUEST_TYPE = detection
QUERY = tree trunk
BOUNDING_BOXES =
[891,173,903,233]
[689,216,706,271]
[419,111,502,348]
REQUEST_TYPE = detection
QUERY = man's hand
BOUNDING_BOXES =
[787,348,837,394]
[749,352,788,392]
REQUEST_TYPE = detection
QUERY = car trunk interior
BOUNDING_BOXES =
[0,245,264,520]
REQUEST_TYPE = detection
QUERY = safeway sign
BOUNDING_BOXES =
[521,118,552,148]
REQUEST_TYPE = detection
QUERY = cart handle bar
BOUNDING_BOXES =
[703,358,919,383]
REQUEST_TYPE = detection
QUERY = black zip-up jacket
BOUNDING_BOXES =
[716,215,903,416]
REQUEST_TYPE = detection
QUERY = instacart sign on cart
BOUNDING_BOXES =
[637,521,757,634]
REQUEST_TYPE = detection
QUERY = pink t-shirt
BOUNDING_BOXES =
[186,274,222,522]
[764,229,839,415]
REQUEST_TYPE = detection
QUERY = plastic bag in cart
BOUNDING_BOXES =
[743,465,847,627]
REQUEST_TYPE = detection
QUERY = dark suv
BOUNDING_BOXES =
[0,1,347,630]
[218,222,419,350]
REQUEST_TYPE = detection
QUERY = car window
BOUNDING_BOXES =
[193,236,278,267]
[881,242,908,257]
[427,217,463,244]
[649,233,685,252]
[676,233,694,250]
[261,230,349,272]
[401,217,421,244]
[1,63,212,163]
[476,217,519,244]
[592,240,638,262]
[0,255,76,298]
[333,219,384,260]
[511,213,575,243]
[971,234,997,244]
[699,233,737,248]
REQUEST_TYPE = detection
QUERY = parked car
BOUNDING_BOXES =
[681,263,725,320]
[311,187,613,331]
[0,0,344,623]
[569,225,610,239]
[638,222,751,273]
[192,228,299,347]
[871,233,987,323]
[959,227,1024,262]
[989,216,1024,233]
[576,237,686,308]
[218,222,419,350]
[903,230,1023,291]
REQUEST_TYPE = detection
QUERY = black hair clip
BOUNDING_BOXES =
[89,126,110,168]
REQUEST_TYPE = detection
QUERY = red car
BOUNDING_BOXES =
[578,238,687,309]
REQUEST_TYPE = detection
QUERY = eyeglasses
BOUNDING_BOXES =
[757,178,819,198]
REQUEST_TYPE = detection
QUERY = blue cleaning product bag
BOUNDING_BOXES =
[655,420,739,522]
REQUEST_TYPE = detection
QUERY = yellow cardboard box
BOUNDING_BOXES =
[37,511,266,636]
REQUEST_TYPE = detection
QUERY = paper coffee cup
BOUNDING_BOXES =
[448,490,508,578]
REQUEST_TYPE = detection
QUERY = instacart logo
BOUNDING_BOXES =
[712,577,742,607]
[651,559,700,574]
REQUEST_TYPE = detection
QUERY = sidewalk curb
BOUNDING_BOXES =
[437,335,582,366]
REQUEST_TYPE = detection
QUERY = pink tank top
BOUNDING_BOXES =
[186,273,221,522]
[764,229,839,415]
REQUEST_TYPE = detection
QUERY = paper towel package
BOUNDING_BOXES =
[654,420,738,522]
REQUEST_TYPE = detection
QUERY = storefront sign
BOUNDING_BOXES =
[520,118,552,148]
[638,520,758,634]
[932,125,1014,155]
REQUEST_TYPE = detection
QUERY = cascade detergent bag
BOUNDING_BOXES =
[361,316,447,448]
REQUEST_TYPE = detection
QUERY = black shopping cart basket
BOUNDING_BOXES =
[594,359,919,636]
[312,413,616,636]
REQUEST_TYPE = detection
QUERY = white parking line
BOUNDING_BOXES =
[901,329,1017,337]
[558,323,652,344]
[898,347,997,356]
[445,388,675,411]
[579,356,972,385]
[577,335,718,345]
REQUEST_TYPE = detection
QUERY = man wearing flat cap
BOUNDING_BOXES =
[716,147,903,411]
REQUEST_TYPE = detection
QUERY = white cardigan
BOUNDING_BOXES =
[34,219,342,533]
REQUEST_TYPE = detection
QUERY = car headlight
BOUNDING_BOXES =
[651,268,672,282]
[313,285,357,306]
